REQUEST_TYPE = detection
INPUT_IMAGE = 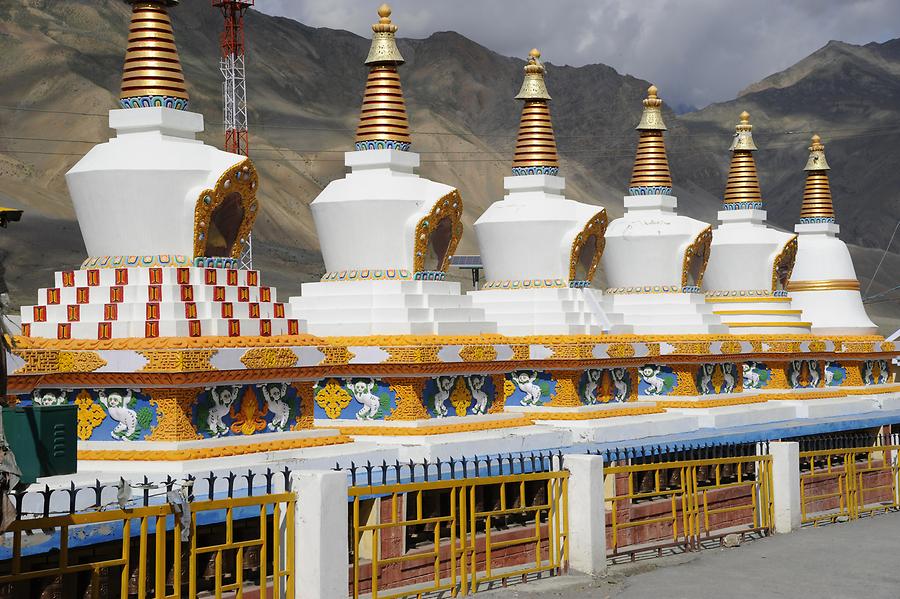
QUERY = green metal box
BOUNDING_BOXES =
[2,404,77,485]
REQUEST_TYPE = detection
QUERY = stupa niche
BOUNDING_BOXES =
[469,50,626,335]
[787,135,877,334]
[601,86,727,334]
[288,5,495,336]
[19,0,302,340]
[703,112,811,334]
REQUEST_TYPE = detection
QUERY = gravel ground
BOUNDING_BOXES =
[478,511,900,598]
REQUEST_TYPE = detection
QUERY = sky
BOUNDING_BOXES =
[254,0,900,110]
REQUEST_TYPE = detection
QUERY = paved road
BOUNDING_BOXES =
[480,511,900,598]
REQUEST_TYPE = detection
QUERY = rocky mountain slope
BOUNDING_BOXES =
[1,1,898,330]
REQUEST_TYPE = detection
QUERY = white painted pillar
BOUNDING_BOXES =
[565,454,607,576]
[292,470,349,599]
[769,441,801,534]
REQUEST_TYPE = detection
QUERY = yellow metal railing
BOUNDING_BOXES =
[0,492,295,598]
[605,455,773,556]
[800,446,900,525]
[349,470,569,598]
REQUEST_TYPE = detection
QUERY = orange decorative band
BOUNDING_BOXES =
[78,433,352,461]
[525,405,664,420]
[480,279,568,290]
[706,289,788,298]
[786,279,861,291]
[329,417,533,436]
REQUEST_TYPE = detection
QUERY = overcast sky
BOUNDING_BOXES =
[254,0,899,110]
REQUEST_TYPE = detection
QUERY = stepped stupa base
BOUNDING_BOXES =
[705,295,812,334]
[469,287,629,335]
[603,292,728,334]
[20,265,304,339]
[290,280,496,336]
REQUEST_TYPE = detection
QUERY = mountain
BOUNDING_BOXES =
[1,1,898,331]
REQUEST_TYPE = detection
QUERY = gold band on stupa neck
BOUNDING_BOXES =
[629,85,672,193]
[119,0,189,109]
[723,111,763,207]
[356,5,411,149]
[799,134,835,222]
[512,50,558,174]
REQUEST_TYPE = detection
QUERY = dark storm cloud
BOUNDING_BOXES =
[254,0,900,108]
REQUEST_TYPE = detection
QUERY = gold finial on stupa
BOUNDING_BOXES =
[723,111,762,206]
[512,49,559,175]
[799,134,835,222]
[355,4,412,150]
[629,85,673,194]
[119,0,189,110]
[515,49,552,100]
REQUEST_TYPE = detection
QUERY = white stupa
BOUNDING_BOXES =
[786,135,877,334]
[703,112,811,334]
[20,0,301,339]
[288,6,495,336]
[468,50,625,335]
[601,86,727,334]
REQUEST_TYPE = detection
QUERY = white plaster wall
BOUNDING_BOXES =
[791,223,877,334]
[67,107,244,258]
[603,195,710,288]
[311,149,458,272]
[705,210,795,292]
[790,290,877,334]
[791,224,858,281]
[473,175,604,282]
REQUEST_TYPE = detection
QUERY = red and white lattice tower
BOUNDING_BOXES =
[212,0,254,268]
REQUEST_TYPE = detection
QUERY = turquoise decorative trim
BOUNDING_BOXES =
[606,285,683,294]
[355,140,411,151]
[413,271,446,281]
[321,269,413,282]
[799,217,835,224]
[193,256,239,269]
[120,96,189,111]
[705,289,780,298]
[569,280,590,288]
[481,279,568,290]
[723,201,763,210]
[512,166,559,176]
[628,186,672,196]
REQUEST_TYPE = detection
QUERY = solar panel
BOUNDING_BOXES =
[449,255,483,268]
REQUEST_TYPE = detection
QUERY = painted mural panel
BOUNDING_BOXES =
[423,375,497,417]
[579,368,632,404]
[637,364,677,396]
[194,383,303,437]
[313,377,397,420]
[695,363,740,395]
[505,370,555,407]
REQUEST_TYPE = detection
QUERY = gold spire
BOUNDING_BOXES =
[723,111,763,207]
[512,49,559,175]
[628,85,673,194]
[119,0,189,110]
[799,134,835,222]
[355,4,411,150]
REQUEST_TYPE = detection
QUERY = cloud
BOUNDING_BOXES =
[254,0,900,108]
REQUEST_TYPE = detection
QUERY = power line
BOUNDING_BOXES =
[864,219,900,298]
[3,104,900,141]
